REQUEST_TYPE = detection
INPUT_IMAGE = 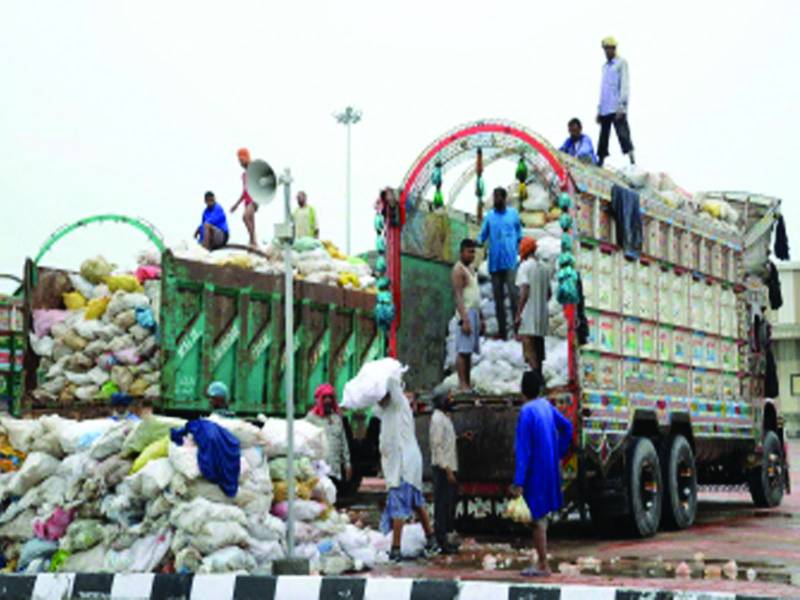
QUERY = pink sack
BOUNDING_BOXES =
[33,309,69,338]
[135,265,162,284]
[114,347,141,365]
[33,506,75,541]
[271,501,289,520]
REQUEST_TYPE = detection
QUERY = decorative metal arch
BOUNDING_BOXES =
[399,118,568,211]
[34,214,166,265]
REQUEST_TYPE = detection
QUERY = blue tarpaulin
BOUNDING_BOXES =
[171,419,241,497]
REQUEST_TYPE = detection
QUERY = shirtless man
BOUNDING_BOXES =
[231,147,259,248]
[451,238,483,391]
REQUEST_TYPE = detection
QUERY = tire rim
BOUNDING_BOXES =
[677,459,695,511]
[766,451,783,492]
[640,460,659,512]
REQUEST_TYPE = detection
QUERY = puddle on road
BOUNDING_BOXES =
[435,543,794,586]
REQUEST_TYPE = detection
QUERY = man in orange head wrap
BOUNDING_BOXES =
[515,237,552,375]
[231,148,259,248]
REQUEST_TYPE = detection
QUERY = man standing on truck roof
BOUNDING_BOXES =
[511,371,573,577]
[596,36,635,167]
[515,237,552,376]
[376,381,440,562]
[231,148,259,248]
[195,191,229,251]
[559,118,598,165]
[293,191,319,239]
[452,238,483,391]
[478,187,522,340]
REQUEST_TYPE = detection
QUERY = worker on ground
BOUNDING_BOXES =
[207,381,234,418]
[451,238,483,391]
[376,381,439,562]
[515,237,552,376]
[231,148,259,248]
[559,118,598,165]
[429,391,473,554]
[306,383,352,496]
[478,187,522,340]
[511,371,573,577]
[596,37,635,167]
[195,191,229,251]
[293,191,319,239]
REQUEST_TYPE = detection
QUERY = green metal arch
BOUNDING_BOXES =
[34,214,166,265]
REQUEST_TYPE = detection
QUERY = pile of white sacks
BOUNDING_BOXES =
[441,209,569,395]
[0,412,403,575]
[171,238,376,291]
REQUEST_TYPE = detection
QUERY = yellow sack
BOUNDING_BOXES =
[337,271,360,289]
[701,200,722,219]
[63,292,87,310]
[547,207,563,222]
[323,240,347,260]
[85,296,111,320]
[273,478,317,502]
[128,378,148,397]
[521,211,546,229]
[217,254,254,269]
[504,496,532,524]
[130,435,169,474]
[106,274,144,293]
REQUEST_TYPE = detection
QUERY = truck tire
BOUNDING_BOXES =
[627,437,662,538]
[661,435,697,530]
[748,430,785,508]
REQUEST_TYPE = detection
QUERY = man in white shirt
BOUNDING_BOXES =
[596,36,635,167]
[429,392,461,554]
[515,237,552,375]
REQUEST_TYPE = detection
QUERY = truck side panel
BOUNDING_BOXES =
[160,252,382,416]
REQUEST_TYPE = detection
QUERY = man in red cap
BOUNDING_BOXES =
[515,237,552,375]
[231,148,259,248]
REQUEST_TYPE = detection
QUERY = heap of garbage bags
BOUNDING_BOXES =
[0,412,397,575]
[171,237,376,292]
[28,254,162,408]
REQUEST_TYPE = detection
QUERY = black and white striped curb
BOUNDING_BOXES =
[0,574,779,600]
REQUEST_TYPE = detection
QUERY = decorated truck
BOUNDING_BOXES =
[390,119,790,537]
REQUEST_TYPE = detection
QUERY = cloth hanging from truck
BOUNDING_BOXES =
[576,273,589,346]
[765,348,779,398]
[610,184,642,254]
[766,261,783,310]
[774,215,790,260]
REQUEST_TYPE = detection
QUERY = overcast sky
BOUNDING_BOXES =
[1,0,798,293]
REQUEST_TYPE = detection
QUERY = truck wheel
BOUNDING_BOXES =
[661,435,697,530]
[627,437,662,538]
[748,430,785,508]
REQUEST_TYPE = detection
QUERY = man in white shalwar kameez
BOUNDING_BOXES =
[375,378,439,562]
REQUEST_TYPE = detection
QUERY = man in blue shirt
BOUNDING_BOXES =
[511,371,573,577]
[195,191,229,250]
[478,187,522,339]
[559,118,598,165]
[596,36,635,167]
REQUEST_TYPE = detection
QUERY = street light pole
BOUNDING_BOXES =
[334,106,362,256]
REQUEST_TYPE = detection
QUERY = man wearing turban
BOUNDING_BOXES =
[231,148,259,248]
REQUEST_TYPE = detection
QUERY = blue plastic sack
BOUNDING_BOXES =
[135,307,156,331]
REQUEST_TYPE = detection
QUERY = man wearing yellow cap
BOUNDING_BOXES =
[596,37,635,167]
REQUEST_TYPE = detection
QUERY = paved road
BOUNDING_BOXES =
[361,441,800,598]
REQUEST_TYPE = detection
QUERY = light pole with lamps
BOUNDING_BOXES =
[334,106,362,256]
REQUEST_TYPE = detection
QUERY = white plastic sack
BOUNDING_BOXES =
[312,476,338,506]
[127,457,174,497]
[341,358,407,410]
[292,499,326,521]
[193,521,251,554]
[105,531,172,573]
[198,546,257,574]
[29,334,54,358]
[207,413,261,448]
[0,417,45,453]
[170,497,247,534]
[619,165,648,189]
[5,452,60,498]
[41,415,116,454]
[398,523,427,558]
[168,441,201,480]
[259,418,327,460]
[248,539,284,563]
[246,513,286,542]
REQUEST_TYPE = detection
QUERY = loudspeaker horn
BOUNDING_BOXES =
[246,159,277,206]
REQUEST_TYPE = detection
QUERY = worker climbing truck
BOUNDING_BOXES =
[388,119,790,537]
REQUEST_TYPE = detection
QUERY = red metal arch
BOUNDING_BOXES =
[389,120,569,357]
[399,121,568,217]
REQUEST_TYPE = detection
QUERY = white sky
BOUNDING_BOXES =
[1,1,799,293]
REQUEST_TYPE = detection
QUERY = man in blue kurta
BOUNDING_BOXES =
[477,187,522,340]
[511,371,573,576]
